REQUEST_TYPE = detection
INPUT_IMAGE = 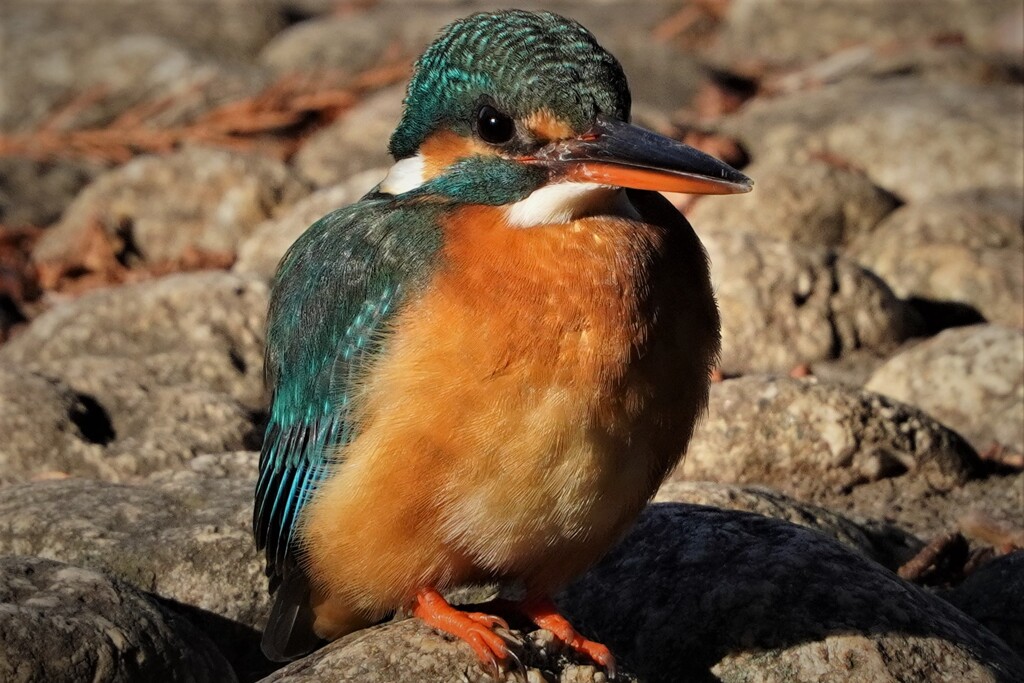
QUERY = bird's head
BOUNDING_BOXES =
[380,10,751,224]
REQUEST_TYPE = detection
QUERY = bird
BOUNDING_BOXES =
[253,8,751,675]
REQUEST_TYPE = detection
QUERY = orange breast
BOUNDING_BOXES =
[301,191,719,623]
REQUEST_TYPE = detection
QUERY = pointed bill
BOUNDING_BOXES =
[528,115,753,195]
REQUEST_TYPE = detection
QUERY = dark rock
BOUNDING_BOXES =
[560,504,1024,682]
[0,555,236,683]
[654,480,923,569]
[0,157,102,228]
[946,551,1024,660]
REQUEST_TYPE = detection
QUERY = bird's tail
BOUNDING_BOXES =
[261,569,323,662]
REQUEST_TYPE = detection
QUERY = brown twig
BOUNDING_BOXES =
[897,531,968,583]
[977,442,1024,470]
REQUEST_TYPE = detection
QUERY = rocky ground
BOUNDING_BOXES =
[1,1,1022,682]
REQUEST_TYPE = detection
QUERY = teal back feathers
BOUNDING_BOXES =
[255,197,443,581]
[389,10,630,160]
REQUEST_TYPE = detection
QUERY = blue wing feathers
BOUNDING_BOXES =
[254,201,442,586]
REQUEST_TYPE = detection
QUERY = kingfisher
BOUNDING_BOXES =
[254,9,751,675]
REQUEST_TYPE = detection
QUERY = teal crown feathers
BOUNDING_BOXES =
[389,10,630,160]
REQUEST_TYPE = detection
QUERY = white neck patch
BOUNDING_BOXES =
[379,154,426,195]
[504,182,639,228]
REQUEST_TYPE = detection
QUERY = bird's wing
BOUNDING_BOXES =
[253,199,441,659]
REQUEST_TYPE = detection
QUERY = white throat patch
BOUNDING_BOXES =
[379,155,426,195]
[504,182,639,228]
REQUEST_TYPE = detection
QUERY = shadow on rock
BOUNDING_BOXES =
[559,504,1024,682]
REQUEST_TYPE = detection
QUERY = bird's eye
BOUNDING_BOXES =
[476,105,515,144]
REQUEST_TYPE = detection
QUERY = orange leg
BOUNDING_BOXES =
[412,588,511,671]
[516,595,616,677]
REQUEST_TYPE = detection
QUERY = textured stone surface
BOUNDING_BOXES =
[0,364,109,484]
[702,232,921,374]
[33,147,308,265]
[0,475,272,681]
[234,168,386,280]
[261,617,634,683]
[654,481,923,569]
[946,551,1024,660]
[866,325,1024,455]
[688,158,899,247]
[0,157,102,228]
[717,78,1024,203]
[713,0,1023,63]
[0,272,269,413]
[293,87,403,188]
[0,22,270,133]
[848,194,1024,328]
[0,555,236,683]
[677,376,980,499]
[560,504,1024,683]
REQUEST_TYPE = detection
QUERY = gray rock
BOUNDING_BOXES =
[0,23,270,133]
[0,475,272,681]
[0,555,236,683]
[702,232,920,374]
[654,481,923,569]
[0,364,110,484]
[716,78,1024,203]
[688,158,900,247]
[0,272,269,415]
[946,551,1024,660]
[865,325,1024,455]
[234,168,387,280]
[261,618,635,683]
[848,194,1024,328]
[292,87,403,188]
[32,147,308,266]
[713,0,1023,64]
[0,157,101,228]
[676,375,980,503]
[560,504,1024,682]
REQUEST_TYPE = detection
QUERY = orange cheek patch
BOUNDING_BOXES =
[523,110,576,141]
[419,130,493,179]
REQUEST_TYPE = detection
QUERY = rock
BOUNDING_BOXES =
[688,158,900,247]
[560,504,1024,682]
[716,78,1024,203]
[0,272,269,415]
[865,325,1024,455]
[0,364,111,484]
[0,555,236,683]
[292,87,403,187]
[32,147,308,266]
[0,157,102,228]
[101,386,257,478]
[0,24,270,133]
[848,193,1024,328]
[654,481,922,569]
[261,617,636,683]
[946,551,1024,660]
[675,376,980,503]
[0,475,273,681]
[234,168,387,280]
[712,0,1024,64]
[702,232,920,374]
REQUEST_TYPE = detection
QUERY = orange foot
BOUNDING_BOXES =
[412,587,512,673]
[517,595,616,677]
